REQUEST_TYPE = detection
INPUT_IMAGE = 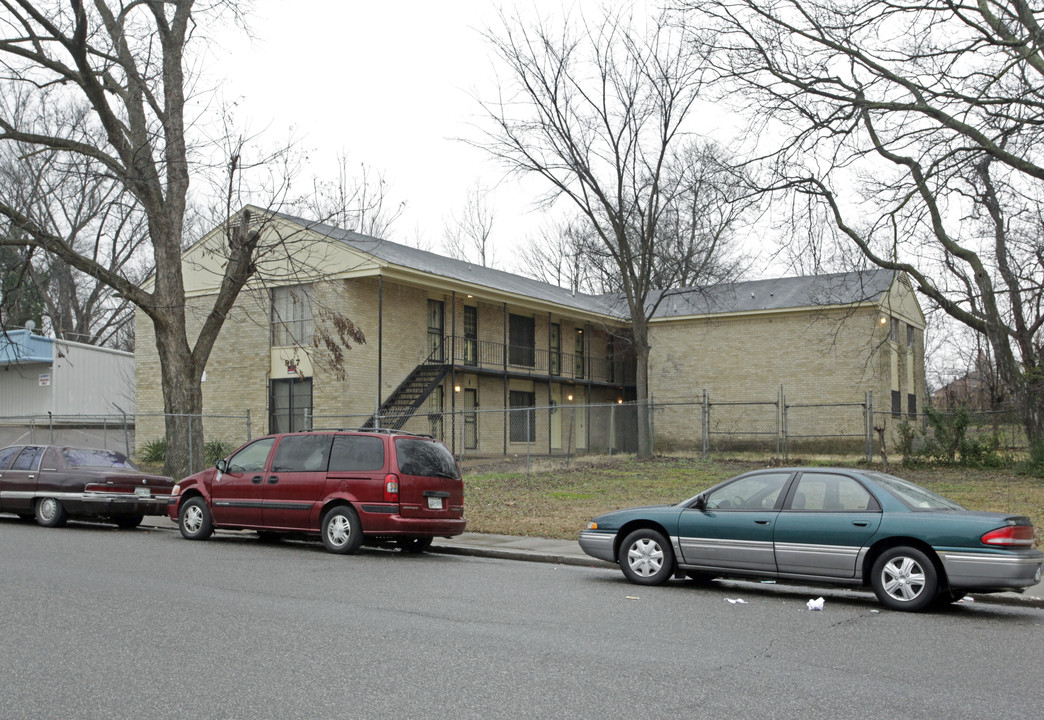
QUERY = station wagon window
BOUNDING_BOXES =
[11,446,44,471]
[0,446,20,470]
[704,473,789,510]
[329,435,385,472]
[395,438,458,478]
[790,473,875,512]
[271,435,332,472]
[226,437,276,473]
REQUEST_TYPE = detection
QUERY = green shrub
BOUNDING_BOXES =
[1019,440,1044,477]
[204,439,234,466]
[141,438,167,463]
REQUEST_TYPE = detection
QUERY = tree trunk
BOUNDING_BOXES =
[633,321,653,460]
[155,319,203,480]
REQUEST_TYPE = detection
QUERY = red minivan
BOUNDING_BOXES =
[168,429,465,553]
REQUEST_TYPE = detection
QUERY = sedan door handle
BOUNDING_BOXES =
[852,521,870,527]
[754,520,771,525]
[268,476,279,484]
[251,475,263,484]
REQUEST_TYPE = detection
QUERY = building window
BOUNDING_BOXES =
[889,318,900,344]
[463,306,478,366]
[908,393,917,419]
[271,285,314,347]
[270,378,312,433]
[891,390,902,418]
[508,314,535,367]
[574,327,586,379]
[509,390,536,442]
[550,323,561,376]
[427,300,445,361]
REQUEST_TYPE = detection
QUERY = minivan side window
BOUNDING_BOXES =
[226,438,276,473]
[329,435,385,472]
[272,435,333,472]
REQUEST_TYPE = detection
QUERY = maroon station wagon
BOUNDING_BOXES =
[168,429,466,553]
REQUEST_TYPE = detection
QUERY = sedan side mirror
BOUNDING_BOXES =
[692,494,707,511]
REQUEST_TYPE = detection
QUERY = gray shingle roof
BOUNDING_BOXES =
[269,209,896,321]
[645,269,897,319]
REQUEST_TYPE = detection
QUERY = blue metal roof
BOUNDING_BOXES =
[0,329,53,365]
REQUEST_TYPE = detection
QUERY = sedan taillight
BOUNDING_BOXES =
[981,525,1035,547]
[384,474,400,503]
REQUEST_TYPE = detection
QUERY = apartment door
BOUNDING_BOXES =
[428,299,445,361]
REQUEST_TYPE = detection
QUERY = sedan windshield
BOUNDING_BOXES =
[863,471,965,510]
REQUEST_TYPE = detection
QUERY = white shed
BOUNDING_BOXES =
[0,329,134,417]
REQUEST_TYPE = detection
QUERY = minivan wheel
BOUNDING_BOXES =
[398,537,433,554]
[179,497,213,541]
[322,505,363,555]
[35,497,68,528]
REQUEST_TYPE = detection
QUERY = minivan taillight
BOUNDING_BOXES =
[981,525,1035,547]
[384,474,400,503]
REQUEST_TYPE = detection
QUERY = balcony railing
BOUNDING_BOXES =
[443,335,634,385]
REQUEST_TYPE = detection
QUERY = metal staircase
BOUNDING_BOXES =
[365,360,451,430]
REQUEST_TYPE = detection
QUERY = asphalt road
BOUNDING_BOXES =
[1,517,1043,720]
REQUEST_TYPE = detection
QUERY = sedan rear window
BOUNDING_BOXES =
[395,438,458,478]
[63,448,139,469]
[864,471,965,510]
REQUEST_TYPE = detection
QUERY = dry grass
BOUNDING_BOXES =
[460,455,1044,543]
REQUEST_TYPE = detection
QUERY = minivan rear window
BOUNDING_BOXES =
[395,438,458,478]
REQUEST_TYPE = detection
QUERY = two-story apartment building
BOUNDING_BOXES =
[134,207,926,456]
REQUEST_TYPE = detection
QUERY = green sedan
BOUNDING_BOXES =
[578,467,1043,612]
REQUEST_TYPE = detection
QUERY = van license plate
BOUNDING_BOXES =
[134,487,151,497]
[427,497,443,510]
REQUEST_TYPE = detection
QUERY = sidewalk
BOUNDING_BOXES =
[143,519,1043,609]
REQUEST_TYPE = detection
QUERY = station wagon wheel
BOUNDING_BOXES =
[870,546,939,612]
[398,537,433,554]
[618,528,674,586]
[321,505,363,555]
[34,497,68,528]
[178,497,213,541]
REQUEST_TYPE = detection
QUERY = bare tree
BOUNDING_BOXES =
[0,2,272,478]
[692,0,1044,447]
[443,180,496,267]
[477,5,734,458]
[0,126,148,349]
[295,154,405,240]
[516,214,604,293]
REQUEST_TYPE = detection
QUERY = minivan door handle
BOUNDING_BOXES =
[251,475,263,484]
[268,476,279,484]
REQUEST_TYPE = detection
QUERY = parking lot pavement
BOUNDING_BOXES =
[141,519,1043,609]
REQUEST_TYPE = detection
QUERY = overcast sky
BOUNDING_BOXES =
[214,0,563,263]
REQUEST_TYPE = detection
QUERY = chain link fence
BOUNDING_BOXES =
[2,396,1027,473]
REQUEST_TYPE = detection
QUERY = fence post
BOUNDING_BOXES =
[121,409,130,458]
[701,390,708,459]
[609,402,615,456]
[865,390,874,463]
[246,409,252,441]
[48,411,54,444]
[648,393,655,453]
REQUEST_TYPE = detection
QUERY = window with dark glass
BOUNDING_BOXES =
[0,446,22,470]
[12,446,43,471]
[891,390,902,417]
[508,314,535,367]
[395,438,458,478]
[329,435,385,472]
[509,390,536,442]
[463,305,478,366]
[574,327,585,379]
[269,378,313,434]
[271,434,332,472]
[908,393,917,418]
[427,300,445,361]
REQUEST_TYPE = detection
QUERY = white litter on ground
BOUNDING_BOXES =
[725,598,748,604]
[807,597,825,611]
